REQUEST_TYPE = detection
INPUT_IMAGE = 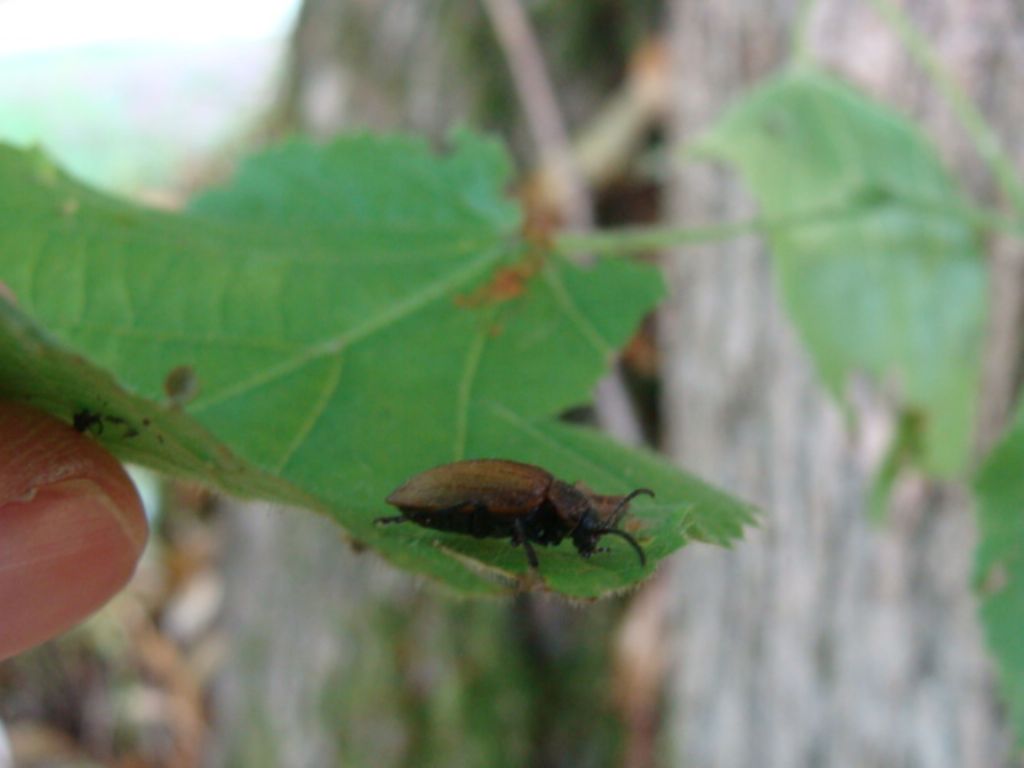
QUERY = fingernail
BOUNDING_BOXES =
[0,477,146,659]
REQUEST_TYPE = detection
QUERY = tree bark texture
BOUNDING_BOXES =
[276,0,480,138]
[663,2,1023,766]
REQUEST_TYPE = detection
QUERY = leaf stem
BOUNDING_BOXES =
[868,0,1024,214]
[555,218,765,257]
[554,197,1024,259]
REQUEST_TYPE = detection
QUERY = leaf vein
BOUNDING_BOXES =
[190,252,503,413]
[273,353,345,474]
[453,314,494,460]
[483,400,614,481]
[542,267,612,358]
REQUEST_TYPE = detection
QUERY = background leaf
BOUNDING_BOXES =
[0,134,755,596]
[695,70,987,477]
[974,403,1024,744]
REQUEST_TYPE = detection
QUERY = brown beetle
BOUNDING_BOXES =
[375,459,652,569]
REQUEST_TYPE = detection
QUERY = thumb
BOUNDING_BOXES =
[0,401,148,660]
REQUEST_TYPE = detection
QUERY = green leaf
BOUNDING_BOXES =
[0,134,755,596]
[696,70,986,477]
[974,403,1024,745]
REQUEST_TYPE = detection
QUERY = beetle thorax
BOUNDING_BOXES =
[547,481,605,557]
[546,479,594,527]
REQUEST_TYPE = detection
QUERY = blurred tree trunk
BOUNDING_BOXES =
[662,1,1024,766]
[273,0,481,139]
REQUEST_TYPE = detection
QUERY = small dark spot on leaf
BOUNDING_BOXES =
[348,538,368,554]
[851,182,896,209]
[73,409,141,439]
[72,408,103,434]
[760,112,789,139]
[165,365,199,406]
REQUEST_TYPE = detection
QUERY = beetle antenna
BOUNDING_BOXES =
[609,487,654,525]
[597,528,646,567]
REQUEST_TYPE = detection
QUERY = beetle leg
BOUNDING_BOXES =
[512,518,540,569]
[374,515,407,526]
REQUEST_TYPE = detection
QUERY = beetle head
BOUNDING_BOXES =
[566,487,653,566]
